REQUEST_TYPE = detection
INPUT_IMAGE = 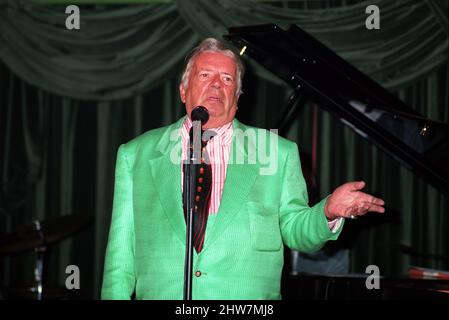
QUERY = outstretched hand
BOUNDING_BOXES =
[324,181,385,220]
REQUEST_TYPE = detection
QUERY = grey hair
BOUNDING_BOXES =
[181,38,245,97]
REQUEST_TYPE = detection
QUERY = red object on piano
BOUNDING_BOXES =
[408,266,449,280]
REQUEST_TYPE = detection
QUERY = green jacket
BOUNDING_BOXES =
[101,117,343,300]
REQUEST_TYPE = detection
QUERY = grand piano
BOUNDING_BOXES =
[224,24,449,194]
[224,24,449,299]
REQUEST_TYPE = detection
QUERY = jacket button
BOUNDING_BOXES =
[195,271,202,277]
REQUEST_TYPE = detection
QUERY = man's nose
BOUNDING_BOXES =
[210,75,222,88]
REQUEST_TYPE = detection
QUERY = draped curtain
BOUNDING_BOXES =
[0,0,447,298]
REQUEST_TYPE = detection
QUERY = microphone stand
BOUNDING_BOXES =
[183,120,202,300]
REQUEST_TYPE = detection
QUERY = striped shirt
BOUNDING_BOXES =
[181,116,233,215]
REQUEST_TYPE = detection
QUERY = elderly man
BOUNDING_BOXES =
[101,38,385,300]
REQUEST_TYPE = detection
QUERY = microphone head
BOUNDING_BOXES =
[191,106,209,125]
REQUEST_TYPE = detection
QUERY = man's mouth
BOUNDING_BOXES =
[207,96,221,102]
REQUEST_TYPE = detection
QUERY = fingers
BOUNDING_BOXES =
[344,204,360,217]
[364,194,385,206]
[356,180,365,190]
[367,204,385,213]
[356,203,385,215]
[344,204,365,219]
[332,181,386,220]
[345,180,365,192]
[344,201,385,219]
[372,197,385,206]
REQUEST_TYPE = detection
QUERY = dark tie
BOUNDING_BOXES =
[183,131,214,253]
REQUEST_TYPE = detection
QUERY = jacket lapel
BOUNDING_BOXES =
[148,117,186,245]
[202,119,259,251]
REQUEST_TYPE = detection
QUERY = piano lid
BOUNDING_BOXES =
[224,24,449,194]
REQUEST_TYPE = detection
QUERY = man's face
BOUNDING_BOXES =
[180,51,239,129]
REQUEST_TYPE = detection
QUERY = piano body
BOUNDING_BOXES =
[224,24,449,194]
[224,24,449,299]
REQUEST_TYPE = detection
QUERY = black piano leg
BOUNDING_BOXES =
[275,85,307,136]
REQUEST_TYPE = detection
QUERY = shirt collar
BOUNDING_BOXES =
[182,115,233,146]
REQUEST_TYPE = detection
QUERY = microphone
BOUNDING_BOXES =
[189,106,209,163]
[191,106,209,125]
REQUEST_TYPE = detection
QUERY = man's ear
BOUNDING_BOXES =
[179,84,186,103]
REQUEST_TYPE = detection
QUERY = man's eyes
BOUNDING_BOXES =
[198,72,233,83]
[222,76,233,83]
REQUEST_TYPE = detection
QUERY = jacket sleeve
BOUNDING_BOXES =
[101,144,136,299]
[279,141,344,253]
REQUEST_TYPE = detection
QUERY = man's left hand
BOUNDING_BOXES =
[324,181,385,220]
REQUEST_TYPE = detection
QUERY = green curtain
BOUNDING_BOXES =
[0,0,199,100]
[1,0,447,99]
[0,0,448,299]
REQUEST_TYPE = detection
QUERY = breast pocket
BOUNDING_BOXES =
[247,202,282,251]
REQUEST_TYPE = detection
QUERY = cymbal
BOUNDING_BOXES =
[0,214,92,254]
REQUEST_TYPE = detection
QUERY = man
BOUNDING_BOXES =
[101,38,385,300]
